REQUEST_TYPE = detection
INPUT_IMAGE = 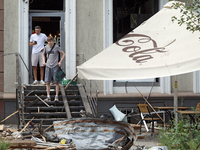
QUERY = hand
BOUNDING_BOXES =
[43,62,46,66]
[41,49,44,52]
[58,62,61,67]
[32,42,37,46]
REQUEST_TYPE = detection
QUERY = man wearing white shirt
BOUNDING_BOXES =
[29,26,47,85]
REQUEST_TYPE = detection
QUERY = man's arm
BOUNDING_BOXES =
[42,53,46,66]
[58,51,66,67]
[29,41,37,46]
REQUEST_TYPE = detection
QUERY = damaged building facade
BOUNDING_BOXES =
[0,0,199,123]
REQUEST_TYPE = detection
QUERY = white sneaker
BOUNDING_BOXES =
[54,96,59,101]
[40,80,46,85]
[32,80,38,85]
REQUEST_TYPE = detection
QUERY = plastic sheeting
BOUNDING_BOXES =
[52,118,137,150]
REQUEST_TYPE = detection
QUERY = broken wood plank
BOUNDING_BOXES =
[7,140,36,148]
[78,85,93,115]
[60,85,72,119]
[0,109,20,123]
[0,124,4,131]
[64,73,78,90]
[15,117,34,139]
[35,94,51,107]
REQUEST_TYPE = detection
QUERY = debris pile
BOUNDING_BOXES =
[0,117,136,149]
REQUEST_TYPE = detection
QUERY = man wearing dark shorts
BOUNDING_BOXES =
[30,26,47,85]
[42,36,65,101]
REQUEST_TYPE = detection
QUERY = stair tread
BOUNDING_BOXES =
[24,118,67,121]
[24,112,81,115]
[18,84,94,123]
[23,85,78,90]
[26,106,84,109]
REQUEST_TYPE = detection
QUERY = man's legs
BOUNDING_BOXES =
[40,66,44,81]
[46,82,51,96]
[33,66,37,80]
[44,82,51,101]
[32,53,39,85]
[54,82,59,101]
[39,52,45,85]
[55,82,59,96]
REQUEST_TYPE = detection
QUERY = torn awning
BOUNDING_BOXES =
[77,1,200,80]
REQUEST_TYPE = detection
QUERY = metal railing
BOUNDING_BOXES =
[0,52,32,127]
[77,53,99,117]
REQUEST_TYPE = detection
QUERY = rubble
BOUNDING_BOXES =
[0,117,137,150]
[50,117,137,149]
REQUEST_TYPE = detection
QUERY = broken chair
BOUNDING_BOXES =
[137,104,161,134]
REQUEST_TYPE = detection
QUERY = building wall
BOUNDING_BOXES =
[171,73,193,93]
[4,0,18,93]
[76,0,104,92]
[0,0,4,93]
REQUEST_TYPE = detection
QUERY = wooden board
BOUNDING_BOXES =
[78,85,93,115]
[0,124,4,131]
[60,85,72,119]
[7,140,36,148]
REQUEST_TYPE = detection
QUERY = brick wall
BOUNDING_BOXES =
[0,0,3,93]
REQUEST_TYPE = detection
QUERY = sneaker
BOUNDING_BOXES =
[44,97,51,102]
[40,80,46,85]
[32,80,38,85]
[54,96,59,101]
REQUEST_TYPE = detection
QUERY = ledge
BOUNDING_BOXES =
[0,92,16,100]
[98,92,200,100]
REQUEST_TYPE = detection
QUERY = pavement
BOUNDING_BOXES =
[129,129,160,150]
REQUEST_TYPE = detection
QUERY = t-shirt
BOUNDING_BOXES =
[43,44,62,68]
[30,33,47,54]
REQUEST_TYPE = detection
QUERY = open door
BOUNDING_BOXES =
[29,13,65,83]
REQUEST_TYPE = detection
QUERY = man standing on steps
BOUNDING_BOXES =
[42,36,65,101]
[29,26,47,85]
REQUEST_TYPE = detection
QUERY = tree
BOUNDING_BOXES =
[171,0,200,33]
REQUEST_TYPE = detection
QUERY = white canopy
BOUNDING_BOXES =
[77,1,200,80]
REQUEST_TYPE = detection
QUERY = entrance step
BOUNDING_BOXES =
[19,84,93,129]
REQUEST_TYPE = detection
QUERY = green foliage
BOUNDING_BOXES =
[157,116,200,150]
[0,138,10,150]
[170,0,200,34]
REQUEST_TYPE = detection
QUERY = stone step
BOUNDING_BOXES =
[24,90,79,96]
[24,112,81,118]
[24,95,81,101]
[23,84,78,90]
[25,106,85,112]
[24,100,83,106]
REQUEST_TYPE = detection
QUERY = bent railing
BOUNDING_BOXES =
[0,52,32,127]
[77,53,99,117]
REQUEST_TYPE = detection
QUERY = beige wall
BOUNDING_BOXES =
[76,0,104,92]
[4,0,18,93]
[171,73,193,93]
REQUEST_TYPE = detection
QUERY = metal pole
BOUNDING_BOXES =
[174,75,178,124]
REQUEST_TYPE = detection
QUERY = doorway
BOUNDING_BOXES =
[29,13,65,83]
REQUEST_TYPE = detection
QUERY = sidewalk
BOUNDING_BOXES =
[130,129,160,150]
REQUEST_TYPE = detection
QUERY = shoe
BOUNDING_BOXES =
[44,97,51,102]
[40,80,46,85]
[32,80,38,85]
[54,96,59,101]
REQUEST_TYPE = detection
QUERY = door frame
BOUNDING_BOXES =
[29,13,65,83]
